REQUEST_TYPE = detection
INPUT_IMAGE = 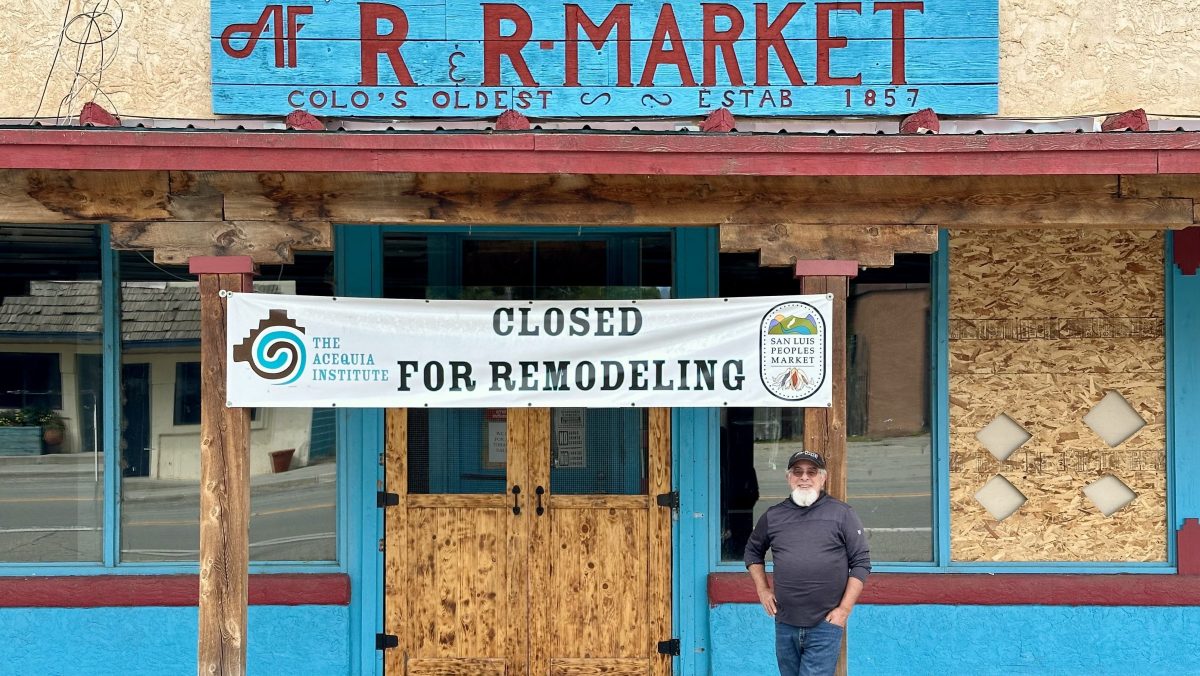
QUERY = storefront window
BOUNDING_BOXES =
[0,225,104,562]
[718,253,934,563]
[117,252,338,562]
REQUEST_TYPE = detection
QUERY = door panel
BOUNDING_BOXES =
[550,658,650,676]
[408,658,507,676]
[407,506,508,657]
[386,408,529,676]
[549,508,649,659]
[531,408,672,676]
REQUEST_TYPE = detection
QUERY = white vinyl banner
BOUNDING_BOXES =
[226,293,832,408]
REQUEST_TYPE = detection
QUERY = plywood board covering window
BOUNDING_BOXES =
[948,229,1166,562]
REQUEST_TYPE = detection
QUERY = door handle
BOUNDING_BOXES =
[511,485,521,516]
[535,486,545,516]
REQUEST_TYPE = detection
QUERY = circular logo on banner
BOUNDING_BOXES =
[759,301,826,402]
[232,309,308,385]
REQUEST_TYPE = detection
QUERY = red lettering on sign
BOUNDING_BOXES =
[286,6,313,68]
[483,4,538,86]
[359,3,414,86]
[564,4,632,87]
[755,3,805,86]
[639,5,696,87]
[874,1,923,84]
[816,2,862,86]
[220,5,311,69]
[702,4,744,86]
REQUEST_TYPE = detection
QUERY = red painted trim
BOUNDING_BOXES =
[188,256,256,275]
[79,102,120,128]
[900,108,940,135]
[0,129,1195,176]
[0,574,350,608]
[496,110,531,131]
[794,260,859,278]
[709,571,1200,606]
[1175,230,1200,276]
[285,110,325,131]
[1180,518,1200,574]
[701,108,736,133]
[1102,109,1150,133]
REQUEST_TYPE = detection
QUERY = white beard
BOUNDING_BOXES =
[791,487,820,507]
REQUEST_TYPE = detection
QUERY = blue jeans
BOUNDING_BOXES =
[774,619,843,676]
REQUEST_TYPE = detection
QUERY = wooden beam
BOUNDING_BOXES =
[111,221,332,264]
[1120,175,1200,224]
[205,172,1187,228]
[195,263,254,675]
[722,224,939,268]
[0,169,220,223]
[1,170,1190,229]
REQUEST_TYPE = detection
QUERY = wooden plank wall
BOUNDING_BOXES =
[948,229,1167,562]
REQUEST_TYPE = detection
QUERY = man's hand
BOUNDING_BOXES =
[824,605,851,627]
[757,587,777,617]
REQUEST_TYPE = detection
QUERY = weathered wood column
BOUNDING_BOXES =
[190,255,256,676]
[798,260,855,498]
[797,259,856,676]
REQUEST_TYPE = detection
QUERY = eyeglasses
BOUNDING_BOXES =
[789,467,822,478]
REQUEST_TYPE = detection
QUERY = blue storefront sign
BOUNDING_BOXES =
[211,0,998,117]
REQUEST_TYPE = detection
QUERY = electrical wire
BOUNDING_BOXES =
[29,0,123,125]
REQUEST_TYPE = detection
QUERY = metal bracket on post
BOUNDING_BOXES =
[657,639,680,656]
[377,491,399,508]
[376,634,399,650]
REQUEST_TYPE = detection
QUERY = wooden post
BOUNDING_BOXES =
[191,255,256,676]
[797,259,856,676]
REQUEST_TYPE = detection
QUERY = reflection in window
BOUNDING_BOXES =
[0,224,103,562]
[718,253,934,563]
[0,353,63,409]
[385,232,672,500]
[118,252,338,563]
[550,408,648,496]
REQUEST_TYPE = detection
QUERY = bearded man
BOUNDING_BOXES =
[744,450,872,676]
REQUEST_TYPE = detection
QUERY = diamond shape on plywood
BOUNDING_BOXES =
[973,475,1027,522]
[975,413,1032,462]
[1083,391,1146,448]
[1083,474,1137,517]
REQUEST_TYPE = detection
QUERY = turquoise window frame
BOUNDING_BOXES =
[0,224,347,576]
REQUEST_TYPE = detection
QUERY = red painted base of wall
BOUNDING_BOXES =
[709,572,1200,606]
[0,574,349,608]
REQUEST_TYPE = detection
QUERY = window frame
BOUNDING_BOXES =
[0,352,63,409]
[0,226,345,576]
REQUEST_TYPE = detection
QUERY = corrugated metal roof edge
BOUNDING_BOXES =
[6,115,1200,135]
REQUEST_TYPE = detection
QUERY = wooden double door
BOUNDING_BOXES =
[384,407,673,676]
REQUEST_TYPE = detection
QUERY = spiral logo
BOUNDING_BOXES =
[233,309,307,384]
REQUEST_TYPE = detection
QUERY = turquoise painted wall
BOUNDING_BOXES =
[711,603,1200,676]
[0,606,349,676]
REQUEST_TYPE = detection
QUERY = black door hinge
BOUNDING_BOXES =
[376,633,398,650]
[377,491,399,508]
[655,491,679,509]
[657,638,680,656]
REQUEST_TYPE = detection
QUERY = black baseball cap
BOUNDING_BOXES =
[787,450,826,470]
